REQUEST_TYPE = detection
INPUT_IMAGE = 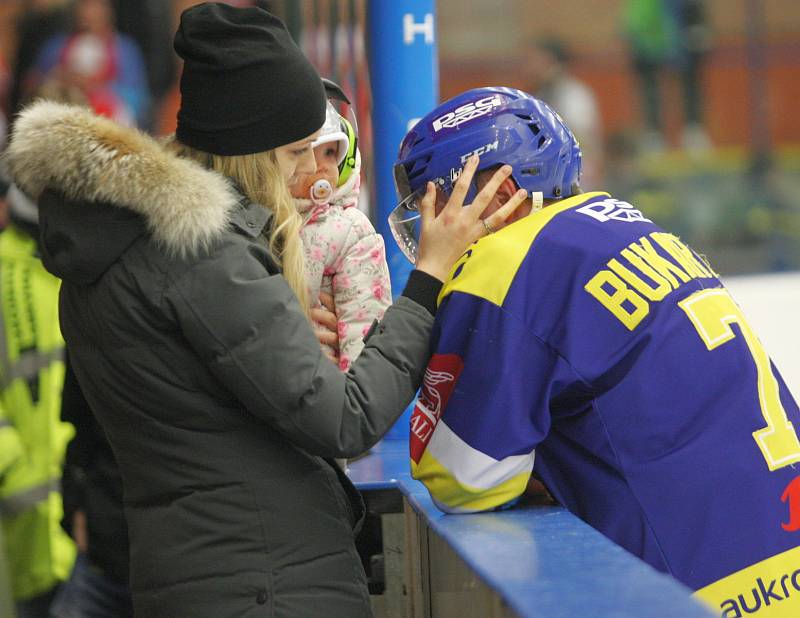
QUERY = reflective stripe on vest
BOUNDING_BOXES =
[0,419,11,429]
[0,478,61,517]
[0,250,64,392]
[0,348,64,389]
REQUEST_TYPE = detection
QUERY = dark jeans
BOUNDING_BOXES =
[49,554,133,618]
[16,586,58,618]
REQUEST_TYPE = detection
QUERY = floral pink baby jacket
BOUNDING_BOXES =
[297,153,392,371]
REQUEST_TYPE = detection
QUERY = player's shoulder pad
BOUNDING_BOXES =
[438,192,610,307]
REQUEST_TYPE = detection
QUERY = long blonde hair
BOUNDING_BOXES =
[167,139,309,313]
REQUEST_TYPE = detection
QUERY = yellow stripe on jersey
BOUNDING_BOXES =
[694,544,800,617]
[438,192,610,307]
[411,448,531,513]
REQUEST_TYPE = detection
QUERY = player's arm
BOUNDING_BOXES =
[410,292,561,513]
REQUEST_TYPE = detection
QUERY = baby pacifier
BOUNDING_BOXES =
[310,179,333,205]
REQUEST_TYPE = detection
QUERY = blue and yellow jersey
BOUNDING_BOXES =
[410,192,800,617]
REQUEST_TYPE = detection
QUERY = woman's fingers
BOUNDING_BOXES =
[442,155,480,214]
[415,173,475,281]
[483,188,529,234]
[318,291,335,314]
[320,344,339,365]
[469,164,513,219]
[417,181,436,226]
[310,299,339,363]
[310,305,337,332]
[314,327,338,348]
[414,155,531,281]
[310,306,339,364]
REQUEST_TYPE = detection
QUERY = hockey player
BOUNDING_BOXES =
[390,87,800,617]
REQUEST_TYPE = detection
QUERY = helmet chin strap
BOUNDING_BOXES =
[531,191,544,211]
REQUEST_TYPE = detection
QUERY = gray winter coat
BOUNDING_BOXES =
[6,101,437,617]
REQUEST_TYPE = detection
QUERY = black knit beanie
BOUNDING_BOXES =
[174,2,326,156]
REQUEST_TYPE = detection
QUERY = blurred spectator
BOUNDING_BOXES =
[48,358,133,618]
[111,0,176,131]
[622,0,712,153]
[22,0,149,127]
[0,184,76,618]
[16,64,136,618]
[527,37,603,189]
[730,157,800,272]
[604,130,645,200]
[9,0,72,117]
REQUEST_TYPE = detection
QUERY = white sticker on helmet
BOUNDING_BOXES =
[431,96,502,132]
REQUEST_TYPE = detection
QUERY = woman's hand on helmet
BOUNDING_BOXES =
[415,155,528,282]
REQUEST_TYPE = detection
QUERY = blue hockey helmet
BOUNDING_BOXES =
[389,87,582,262]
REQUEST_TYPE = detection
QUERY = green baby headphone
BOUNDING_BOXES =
[322,78,359,187]
[337,115,358,187]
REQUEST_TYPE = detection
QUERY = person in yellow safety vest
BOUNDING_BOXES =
[0,183,76,618]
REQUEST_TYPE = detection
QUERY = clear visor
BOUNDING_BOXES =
[391,163,457,263]
[313,102,350,165]
[388,188,425,264]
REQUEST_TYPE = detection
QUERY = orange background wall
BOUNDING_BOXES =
[437,0,800,148]
[2,0,799,147]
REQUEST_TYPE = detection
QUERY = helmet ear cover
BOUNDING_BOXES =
[337,116,358,187]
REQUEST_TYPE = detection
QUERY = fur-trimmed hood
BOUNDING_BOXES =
[4,101,242,280]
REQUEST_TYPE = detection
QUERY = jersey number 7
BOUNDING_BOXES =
[679,288,800,471]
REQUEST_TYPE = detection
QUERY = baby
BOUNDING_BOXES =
[291,94,391,372]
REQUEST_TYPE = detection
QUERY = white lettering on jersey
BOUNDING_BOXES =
[577,199,651,223]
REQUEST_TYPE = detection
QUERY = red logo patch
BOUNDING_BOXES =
[781,476,800,532]
[410,354,464,463]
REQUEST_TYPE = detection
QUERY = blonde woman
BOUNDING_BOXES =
[5,4,526,617]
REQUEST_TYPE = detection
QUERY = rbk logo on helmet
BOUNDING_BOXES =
[431,95,503,132]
